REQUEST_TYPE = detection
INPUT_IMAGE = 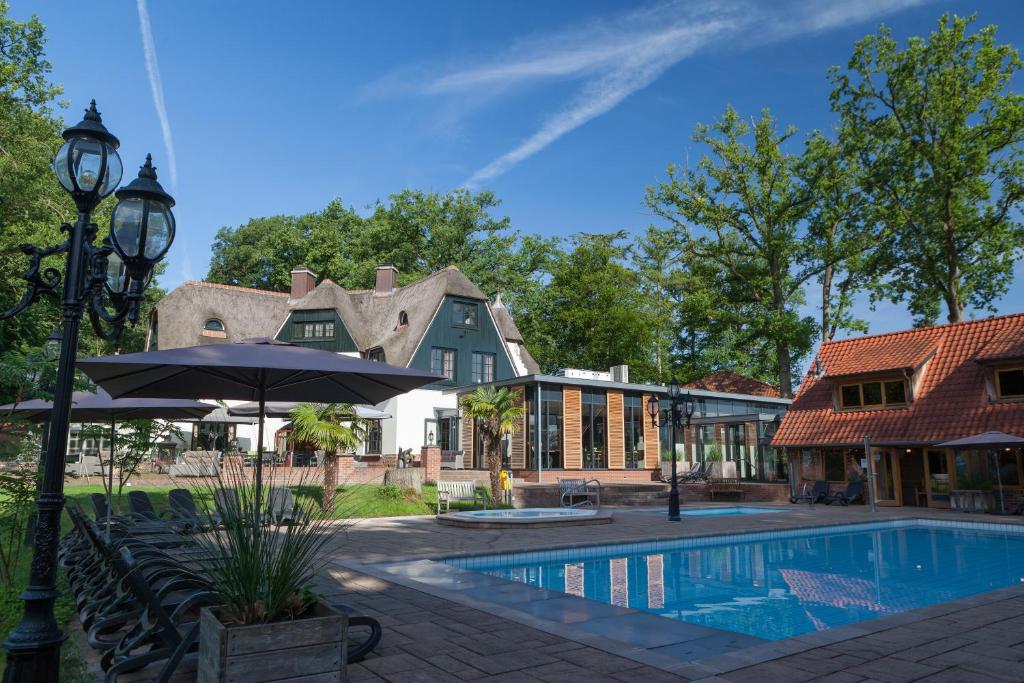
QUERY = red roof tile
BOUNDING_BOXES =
[974,325,1024,364]
[684,371,780,398]
[773,313,1024,447]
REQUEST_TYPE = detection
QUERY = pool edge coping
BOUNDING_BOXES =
[335,516,1024,677]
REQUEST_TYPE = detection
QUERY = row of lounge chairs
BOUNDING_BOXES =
[790,479,865,506]
[63,493,382,681]
[90,487,308,532]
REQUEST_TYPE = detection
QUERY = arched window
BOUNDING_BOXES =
[204,318,225,332]
[398,311,409,327]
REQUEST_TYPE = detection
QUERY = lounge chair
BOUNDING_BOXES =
[127,491,173,522]
[267,487,306,526]
[824,480,865,506]
[678,461,707,483]
[790,480,829,505]
[168,488,217,531]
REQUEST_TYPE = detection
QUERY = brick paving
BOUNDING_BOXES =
[74,504,1024,681]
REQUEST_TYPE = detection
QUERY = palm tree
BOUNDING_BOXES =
[289,403,366,513]
[459,387,523,501]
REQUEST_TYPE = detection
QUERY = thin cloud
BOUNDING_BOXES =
[365,0,930,187]
[136,0,177,189]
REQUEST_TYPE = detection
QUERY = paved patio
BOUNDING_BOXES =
[316,504,1024,682]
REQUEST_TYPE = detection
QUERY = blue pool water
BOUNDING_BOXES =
[680,506,784,517]
[446,521,1024,640]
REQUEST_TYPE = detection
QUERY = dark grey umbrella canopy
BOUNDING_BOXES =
[0,387,217,423]
[935,431,1024,448]
[77,338,441,403]
[228,401,391,419]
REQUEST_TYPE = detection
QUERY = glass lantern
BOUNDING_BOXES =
[53,101,122,207]
[109,154,176,279]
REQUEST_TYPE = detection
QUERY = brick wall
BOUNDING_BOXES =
[513,468,659,484]
[563,387,582,469]
[678,481,790,502]
[607,390,624,469]
[642,392,660,469]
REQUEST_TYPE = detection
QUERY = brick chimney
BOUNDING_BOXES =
[374,264,398,296]
[290,266,317,299]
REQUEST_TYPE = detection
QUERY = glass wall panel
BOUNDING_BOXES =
[623,394,644,469]
[541,387,563,469]
[582,390,607,468]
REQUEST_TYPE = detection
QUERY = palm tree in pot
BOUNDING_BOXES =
[460,387,523,502]
[290,403,367,513]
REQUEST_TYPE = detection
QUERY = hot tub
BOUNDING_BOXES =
[436,507,612,528]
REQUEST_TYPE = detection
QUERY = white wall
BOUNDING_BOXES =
[379,389,456,454]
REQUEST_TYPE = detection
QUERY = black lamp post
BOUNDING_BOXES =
[647,380,695,522]
[0,101,174,682]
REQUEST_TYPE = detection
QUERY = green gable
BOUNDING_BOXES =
[276,308,358,352]
[409,297,515,390]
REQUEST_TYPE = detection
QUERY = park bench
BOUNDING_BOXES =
[436,480,487,513]
[708,477,745,501]
[559,478,602,509]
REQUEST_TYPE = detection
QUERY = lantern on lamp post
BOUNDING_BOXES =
[648,380,695,521]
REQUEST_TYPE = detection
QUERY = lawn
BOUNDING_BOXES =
[62,481,498,519]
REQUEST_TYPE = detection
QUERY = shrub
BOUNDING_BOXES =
[375,484,402,501]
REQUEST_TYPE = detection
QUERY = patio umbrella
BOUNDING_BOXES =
[0,388,216,536]
[936,431,1024,513]
[227,401,391,420]
[77,338,441,516]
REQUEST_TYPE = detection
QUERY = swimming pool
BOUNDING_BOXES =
[679,506,785,517]
[445,520,1024,640]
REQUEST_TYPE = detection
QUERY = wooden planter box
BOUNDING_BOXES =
[199,603,348,682]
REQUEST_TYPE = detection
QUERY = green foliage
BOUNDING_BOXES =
[289,403,366,512]
[704,445,724,463]
[374,484,402,501]
[646,107,819,396]
[953,472,993,491]
[830,13,1024,324]
[459,387,524,498]
[0,467,35,585]
[78,419,181,499]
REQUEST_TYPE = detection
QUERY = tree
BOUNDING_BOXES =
[289,403,366,513]
[830,14,1024,324]
[515,232,658,381]
[459,387,523,500]
[79,419,181,501]
[646,107,818,397]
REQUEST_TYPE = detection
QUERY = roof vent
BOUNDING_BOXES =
[609,365,629,383]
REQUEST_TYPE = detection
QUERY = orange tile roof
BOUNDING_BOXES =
[684,371,780,398]
[973,325,1024,364]
[773,313,1024,447]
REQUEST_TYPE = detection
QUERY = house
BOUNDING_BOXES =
[772,313,1024,509]
[453,368,791,487]
[147,264,538,455]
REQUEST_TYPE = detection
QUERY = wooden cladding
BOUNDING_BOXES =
[607,391,625,469]
[563,387,582,469]
[461,414,473,458]
[642,392,660,469]
[510,386,526,469]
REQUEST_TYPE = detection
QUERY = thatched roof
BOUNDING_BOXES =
[153,266,538,373]
[152,281,288,350]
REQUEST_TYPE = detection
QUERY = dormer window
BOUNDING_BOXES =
[204,318,225,332]
[366,347,385,363]
[398,311,409,328]
[838,379,907,410]
[996,367,1024,400]
[452,301,478,329]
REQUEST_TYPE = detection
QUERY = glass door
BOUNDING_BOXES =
[873,449,901,505]
[926,449,951,508]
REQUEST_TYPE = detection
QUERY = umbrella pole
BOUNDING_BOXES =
[254,381,266,524]
[992,448,1005,513]
[107,417,116,541]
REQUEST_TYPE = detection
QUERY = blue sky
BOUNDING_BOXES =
[17,0,1024,342]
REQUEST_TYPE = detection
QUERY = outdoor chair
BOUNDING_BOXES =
[677,461,707,483]
[267,487,307,526]
[168,488,218,531]
[436,481,487,513]
[790,480,829,505]
[559,478,602,509]
[127,491,173,522]
[824,480,865,506]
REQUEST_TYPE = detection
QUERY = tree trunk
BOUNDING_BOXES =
[322,451,338,514]
[487,437,503,505]
[821,263,834,343]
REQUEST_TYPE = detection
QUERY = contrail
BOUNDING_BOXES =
[136,0,177,189]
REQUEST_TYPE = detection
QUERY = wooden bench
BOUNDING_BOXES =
[708,477,745,501]
[436,481,487,513]
[559,478,602,509]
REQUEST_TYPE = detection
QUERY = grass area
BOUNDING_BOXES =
[62,481,502,519]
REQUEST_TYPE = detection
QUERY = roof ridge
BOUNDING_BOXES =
[824,311,1024,346]
[183,280,289,297]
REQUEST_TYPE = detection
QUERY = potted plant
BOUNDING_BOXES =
[193,463,350,682]
[704,444,725,478]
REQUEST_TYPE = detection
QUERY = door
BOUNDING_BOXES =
[925,449,952,508]
[873,449,902,506]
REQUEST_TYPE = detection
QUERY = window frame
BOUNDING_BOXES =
[471,351,496,384]
[203,318,225,332]
[294,320,336,341]
[365,347,386,363]
[837,378,909,411]
[451,300,479,329]
[995,366,1024,400]
[430,347,457,382]
[623,394,644,469]
[581,390,607,469]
